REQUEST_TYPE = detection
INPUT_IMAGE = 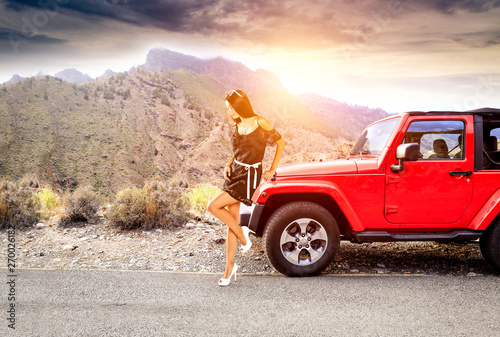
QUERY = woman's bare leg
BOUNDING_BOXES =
[223,202,240,279]
[207,192,246,245]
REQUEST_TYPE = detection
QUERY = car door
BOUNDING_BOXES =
[385,117,474,225]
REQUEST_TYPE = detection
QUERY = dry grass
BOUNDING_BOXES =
[334,140,355,158]
[0,176,39,228]
[60,186,101,225]
[105,178,188,230]
[183,183,222,214]
[32,187,61,220]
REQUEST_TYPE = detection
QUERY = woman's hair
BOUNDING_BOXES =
[225,89,257,125]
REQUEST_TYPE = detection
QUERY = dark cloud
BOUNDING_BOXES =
[4,0,141,24]
[416,0,500,14]
[2,0,226,31]
[2,0,499,51]
[449,31,500,48]
[0,0,369,49]
[0,27,66,53]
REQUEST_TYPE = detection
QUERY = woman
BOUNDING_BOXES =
[208,89,285,286]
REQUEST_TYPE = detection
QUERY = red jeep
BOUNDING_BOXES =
[242,108,500,276]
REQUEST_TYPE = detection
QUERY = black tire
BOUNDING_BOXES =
[480,219,500,270]
[263,201,340,276]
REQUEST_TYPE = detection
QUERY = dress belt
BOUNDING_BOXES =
[234,159,262,200]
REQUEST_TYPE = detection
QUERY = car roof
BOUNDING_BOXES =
[408,107,500,116]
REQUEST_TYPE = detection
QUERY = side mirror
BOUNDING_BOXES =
[391,143,419,173]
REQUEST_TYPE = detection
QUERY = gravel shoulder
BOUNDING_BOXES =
[3,218,500,277]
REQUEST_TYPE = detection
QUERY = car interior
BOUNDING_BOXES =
[482,119,500,169]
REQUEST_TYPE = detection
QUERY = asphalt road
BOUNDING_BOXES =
[2,268,499,336]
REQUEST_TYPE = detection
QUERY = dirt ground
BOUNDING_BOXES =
[3,218,499,277]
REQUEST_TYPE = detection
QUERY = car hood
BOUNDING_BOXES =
[276,159,358,177]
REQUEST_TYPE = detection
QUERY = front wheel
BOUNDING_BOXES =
[480,219,500,270]
[263,201,340,276]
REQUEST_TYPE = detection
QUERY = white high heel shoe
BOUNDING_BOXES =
[218,264,238,286]
[240,226,255,253]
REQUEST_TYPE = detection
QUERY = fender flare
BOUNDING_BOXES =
[255,181,365,231]
[468,188,500,231]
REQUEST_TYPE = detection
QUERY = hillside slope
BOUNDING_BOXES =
[0,49,388,196]
[0,70,341,195]
[297,93,389,139]
[142,48,345,138]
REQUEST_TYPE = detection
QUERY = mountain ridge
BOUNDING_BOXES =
[54,68,93,84]
[1,48,388,139]
[297,93,389,138]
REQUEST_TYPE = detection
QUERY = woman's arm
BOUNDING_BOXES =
[258,117,286,181]
[226,155,235,167]
[264,137,285,180]
[224,155,235,181]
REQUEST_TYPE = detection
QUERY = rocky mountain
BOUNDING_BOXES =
[98,69,118,79]
[141,48,346,138]
[297,93,389,139]
[5,74,25,84]
[0,49,388,196]
[54,68,93,84]
[143,48,284,94]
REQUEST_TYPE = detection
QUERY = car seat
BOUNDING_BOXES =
[429,139,449,158]
[483,136,499,169]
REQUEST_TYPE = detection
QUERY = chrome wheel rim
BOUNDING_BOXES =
[279,218,328,266]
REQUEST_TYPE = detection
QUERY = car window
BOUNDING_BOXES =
[489,128,500,149]
[403,120,465,159]
[351,117,400,155]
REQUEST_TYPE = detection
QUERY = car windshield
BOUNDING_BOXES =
[350,117,400,155]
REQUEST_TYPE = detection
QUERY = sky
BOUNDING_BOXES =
[0,0,499,113]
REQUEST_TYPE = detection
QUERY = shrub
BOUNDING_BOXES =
[121,89,130,100]
[143,179,188,229]
[60,186,100,225]
[161,95,170,106]
[106,179,189,230]
[32,187,61,220]
[153,87,162,98]
[103,89,114,100]
[106,187,147,230]
[334,140,355,158]
[183,184,221,214]
[0,176,39,229]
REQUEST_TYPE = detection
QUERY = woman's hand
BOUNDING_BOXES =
[224,165,231,181]
[263,168,276,181]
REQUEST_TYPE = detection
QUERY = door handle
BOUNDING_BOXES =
[449,170,472,177]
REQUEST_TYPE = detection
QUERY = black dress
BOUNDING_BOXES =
[224,119,282,206]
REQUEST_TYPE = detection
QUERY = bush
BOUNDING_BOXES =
[106,179,188,230]
[143,179,188,229]
[103,90,114,100]
[153,88,162,98]
[32,187,61,220]
[0,176,39,229]
[161,95,170,106]
[106,187,147,230]
[334,140,355,158]
[60,186,100,225]
[183,184,221,214]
